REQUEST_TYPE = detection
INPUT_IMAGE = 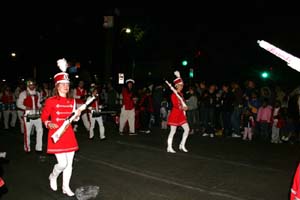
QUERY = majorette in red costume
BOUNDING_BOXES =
[41,58,79,197]
[167,72,187,126]
[41,59,78,154]
[166,71,190,154]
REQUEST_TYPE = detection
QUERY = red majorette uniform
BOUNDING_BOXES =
[41,96,78,154]
[167,92,187,126]
[166,71,190,154]
[291,163,300,200]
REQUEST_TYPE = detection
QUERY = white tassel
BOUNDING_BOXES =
[174,70,180,78]
[57,58,68,72]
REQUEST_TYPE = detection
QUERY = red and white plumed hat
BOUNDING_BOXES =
[54,58,70,85]
[173,71,183,85]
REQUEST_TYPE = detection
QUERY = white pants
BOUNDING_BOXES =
[119,106,135,133]
[24,117,43,152]
[88,113,105,139]
[243,127,253,140]
[167,123,190,149]
[51,151,75,190]
[2,110,17,129]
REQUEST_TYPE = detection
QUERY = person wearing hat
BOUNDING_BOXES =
[119,78,137,135]
[41,58,82,197]
[16,79,43,153]
[87,87,106,140]
[166,71,190,153]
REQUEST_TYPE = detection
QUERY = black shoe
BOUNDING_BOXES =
[35,150,42,154]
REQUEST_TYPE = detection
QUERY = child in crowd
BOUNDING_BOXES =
[241,108,255,141]
[256,98,272,141]
[271,100,283,144]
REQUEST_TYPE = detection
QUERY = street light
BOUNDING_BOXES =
[121,27,131,34]
[125,28,131,34]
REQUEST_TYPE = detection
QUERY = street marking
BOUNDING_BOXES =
[115,141,286,173]
[78,154,249,200]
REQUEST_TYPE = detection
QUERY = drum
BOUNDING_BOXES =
[26,110,41,120]
[92,110,102,118]
[2,104,9,111]
[9,103,16,110]
[26,114,40,120]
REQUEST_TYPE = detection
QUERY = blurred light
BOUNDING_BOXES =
[182,60,188,66]
[11,52,16,57]
[125,28,131,33]
[75,75,79,79]
[261,71,270,79]
[189,68,194,78]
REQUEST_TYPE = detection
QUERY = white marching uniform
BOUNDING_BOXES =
[87,96,105,139]
[17,89,43,152]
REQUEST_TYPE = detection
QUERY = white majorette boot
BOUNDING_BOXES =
[167,146,176,153]
[62,168,75,196]
[49,168,60,191]
[179,144,188,153]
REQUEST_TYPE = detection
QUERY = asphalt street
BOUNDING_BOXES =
[0,121,300,200]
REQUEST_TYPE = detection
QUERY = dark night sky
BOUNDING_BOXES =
[2,6,300,87]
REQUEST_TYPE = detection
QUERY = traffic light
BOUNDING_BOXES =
[260,71,270,79]
[182,60,188,66]
[189,68,194,78]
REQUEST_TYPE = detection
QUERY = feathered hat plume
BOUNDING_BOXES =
[57,58,68,72]
[174,70,180,78]
[54,58,70,85]
[173,70,183,85]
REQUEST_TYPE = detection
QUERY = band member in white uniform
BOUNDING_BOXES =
[1,86,17,130]
[16,79,43,153]
[87,87,105,140]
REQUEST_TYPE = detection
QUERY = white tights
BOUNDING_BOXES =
[167,123,190,149]
[51,151,75,190]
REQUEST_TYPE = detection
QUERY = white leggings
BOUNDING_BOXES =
[167,123,190,148]
[51,151,75,189]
